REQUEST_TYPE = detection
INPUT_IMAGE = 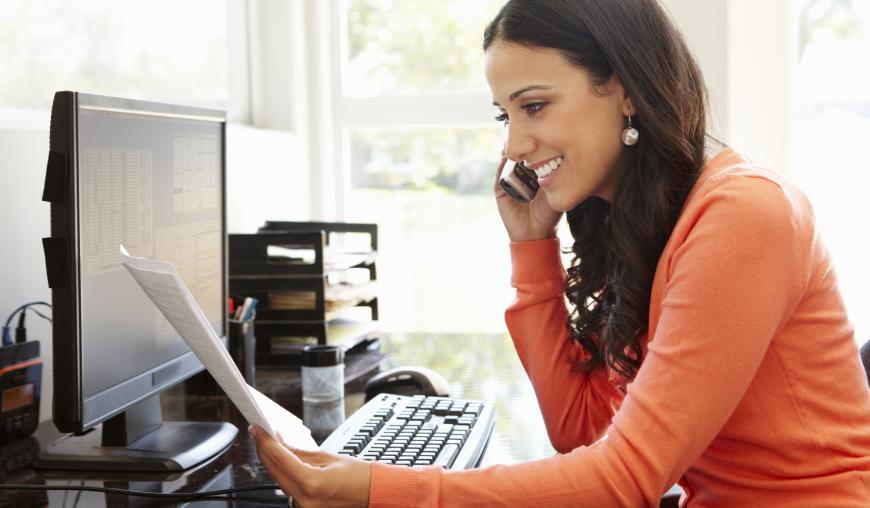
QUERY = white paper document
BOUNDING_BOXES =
[119,245,318,451]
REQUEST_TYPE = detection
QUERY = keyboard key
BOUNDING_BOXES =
[464,404,482,416]
[348,438,368,448]
[343,443,363,454]
[411,413,431,422]
[434,443,460,468]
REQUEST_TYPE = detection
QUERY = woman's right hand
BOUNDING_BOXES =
[494,156,563,242]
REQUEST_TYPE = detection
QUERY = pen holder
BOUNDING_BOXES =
[229,319,256,386]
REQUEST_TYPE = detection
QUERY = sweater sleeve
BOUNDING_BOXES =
[369,175,810,507]
[504,238,622,451]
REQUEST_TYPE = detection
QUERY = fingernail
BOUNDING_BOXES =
[248,425,256,437]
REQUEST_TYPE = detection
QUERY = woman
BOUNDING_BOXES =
[252,0,870,505]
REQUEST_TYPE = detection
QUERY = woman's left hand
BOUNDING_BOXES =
[251,426,372,508]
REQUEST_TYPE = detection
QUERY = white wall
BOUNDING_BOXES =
[664,0,796,175]
[662,0,732,141]
[727,0,796,176]
[0,120,54,422]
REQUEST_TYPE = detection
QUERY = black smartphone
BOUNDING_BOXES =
[498,159,539,203]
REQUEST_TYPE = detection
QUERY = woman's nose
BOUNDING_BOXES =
[504,123,535,163]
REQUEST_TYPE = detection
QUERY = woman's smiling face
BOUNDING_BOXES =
[485,41,634,211]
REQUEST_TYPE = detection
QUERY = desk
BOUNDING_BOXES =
[0,333,554,506]
[0,332,679,506]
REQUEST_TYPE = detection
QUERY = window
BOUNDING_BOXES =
[341,1,497,96]
[336,0,508,333]
[0,0,229,112]
[795,0,870,343]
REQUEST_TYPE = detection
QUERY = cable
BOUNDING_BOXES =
[0,482,284,501]
[2,301,51,346]
[15,309,27,343]
[3,301,51,328]
[27,306,52,323]
[14,305,52,343]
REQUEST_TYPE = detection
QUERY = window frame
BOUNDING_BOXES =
[310,0,499,221]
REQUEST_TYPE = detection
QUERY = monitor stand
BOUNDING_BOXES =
[35,394,238,472]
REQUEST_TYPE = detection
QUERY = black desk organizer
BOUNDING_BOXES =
[229,221,379,367]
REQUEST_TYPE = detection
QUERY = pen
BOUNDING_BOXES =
[236,297,252,322]
[242,297,258,321]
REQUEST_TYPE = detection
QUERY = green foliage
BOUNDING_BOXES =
[344,0,503,94]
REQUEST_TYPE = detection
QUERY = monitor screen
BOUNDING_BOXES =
[77,104,224,399]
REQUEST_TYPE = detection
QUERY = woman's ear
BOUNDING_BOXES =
[622,96,636,118]
[607,74,636,117]
[616,77,635,117]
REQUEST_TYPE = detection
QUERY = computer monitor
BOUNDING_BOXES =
[38,91,237,471]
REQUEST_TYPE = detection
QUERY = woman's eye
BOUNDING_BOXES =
[522,102,547,116]
[494,112,509,125]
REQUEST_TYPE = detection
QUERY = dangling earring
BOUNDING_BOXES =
[621,115,639,146]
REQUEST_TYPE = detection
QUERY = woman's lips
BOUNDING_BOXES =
[537,160,562,189]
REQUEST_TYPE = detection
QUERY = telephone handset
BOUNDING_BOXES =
[498,159,539,203]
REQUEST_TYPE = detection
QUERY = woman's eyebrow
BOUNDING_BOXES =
[492,85,554,106]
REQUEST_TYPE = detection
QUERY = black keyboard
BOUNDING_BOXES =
[320,394,495,469]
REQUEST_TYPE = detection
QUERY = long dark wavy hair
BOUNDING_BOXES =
[484,0,709,380]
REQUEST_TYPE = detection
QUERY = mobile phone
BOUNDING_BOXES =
[498,159,539,203]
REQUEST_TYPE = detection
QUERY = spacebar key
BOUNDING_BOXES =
[433,443,460,468]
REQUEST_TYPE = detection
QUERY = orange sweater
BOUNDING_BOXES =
[368,148,870,507]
